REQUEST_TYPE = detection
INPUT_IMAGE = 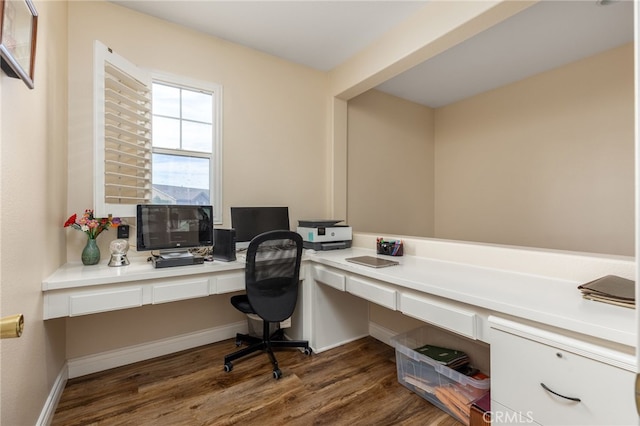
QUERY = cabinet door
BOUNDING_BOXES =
[491,326,636,425]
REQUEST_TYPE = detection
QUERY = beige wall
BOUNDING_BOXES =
[66,296,243,358]
[347,90,435,236]
[435,43,634,255]
[67,0,330,258]
[328,1,536,220]
[65,1,329,358]
[0,1,68,424]
[347,43,633,256]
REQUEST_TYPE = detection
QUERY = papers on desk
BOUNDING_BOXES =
[578,275,635,309]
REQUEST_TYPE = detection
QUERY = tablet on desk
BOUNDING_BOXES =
[346,256,399,268]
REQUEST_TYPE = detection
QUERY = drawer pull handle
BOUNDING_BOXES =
[540,383,581,402]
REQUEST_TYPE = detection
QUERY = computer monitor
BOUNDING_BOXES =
[230,206,290,250]
[136,204,214,258]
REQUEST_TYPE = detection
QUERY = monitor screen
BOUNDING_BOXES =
[136,204,214,255]
[230,206,290,249]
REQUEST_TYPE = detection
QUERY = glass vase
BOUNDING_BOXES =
[82,238,100,265]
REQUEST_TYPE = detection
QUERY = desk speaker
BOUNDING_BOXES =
[213,228,236,261]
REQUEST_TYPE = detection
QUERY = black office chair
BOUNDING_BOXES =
[223,230,311,379]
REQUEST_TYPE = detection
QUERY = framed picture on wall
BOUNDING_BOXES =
[0,0,37,89]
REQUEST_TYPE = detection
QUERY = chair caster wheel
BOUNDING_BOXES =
[224,362,233,372]
[273,369,282,380]
[303,347,312,356]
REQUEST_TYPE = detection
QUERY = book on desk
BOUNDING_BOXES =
[577,275,635,309]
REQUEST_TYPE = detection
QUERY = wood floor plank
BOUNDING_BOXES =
[53,336,464,426]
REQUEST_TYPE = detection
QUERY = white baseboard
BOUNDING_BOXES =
[68,320,246,378]
[313,332,370,354]
[369,321,397,347]
[311,321,395,354]
[37,363,68,426]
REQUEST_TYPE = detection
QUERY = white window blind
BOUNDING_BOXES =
[94,41,152,218]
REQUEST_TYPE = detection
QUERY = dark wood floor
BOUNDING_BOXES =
[53,336,463,426]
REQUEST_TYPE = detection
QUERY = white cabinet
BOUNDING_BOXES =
[490,400,541,426]
[490,316,636,425]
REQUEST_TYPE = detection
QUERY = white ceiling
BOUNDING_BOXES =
[378,0,634,107]
[111,1,428,71]
[111,0,634,107]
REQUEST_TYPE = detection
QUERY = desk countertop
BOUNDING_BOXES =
[42,257,245,291]
[308,248,636,349]
[43,247,636,348]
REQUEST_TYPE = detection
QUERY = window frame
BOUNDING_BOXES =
[150,71,223,224]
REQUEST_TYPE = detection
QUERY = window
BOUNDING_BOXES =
[150,79,220,212]
[93,42,222,221]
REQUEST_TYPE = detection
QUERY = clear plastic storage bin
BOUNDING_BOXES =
[390,327,490,425]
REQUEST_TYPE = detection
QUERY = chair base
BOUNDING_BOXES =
[223,322,311,379]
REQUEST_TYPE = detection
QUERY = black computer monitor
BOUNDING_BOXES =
[230,206,290,249]
[136,204,214,257]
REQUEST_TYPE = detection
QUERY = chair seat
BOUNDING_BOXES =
[230,294,254,314]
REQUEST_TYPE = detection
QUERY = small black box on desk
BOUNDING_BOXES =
[213,228,236,261]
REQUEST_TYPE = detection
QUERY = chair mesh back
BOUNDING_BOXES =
[245,230,303,323]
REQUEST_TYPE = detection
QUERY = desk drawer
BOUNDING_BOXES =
[491,325,636,425]
[399,293,476,339]
[346,276,396,310]
[312,265,345,291]
[152,278,209,304]
[216,272,245,293]
[69,287,143,316]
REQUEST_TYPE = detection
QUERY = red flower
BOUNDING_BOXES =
[63,210,120,239]
[64,214,77,227]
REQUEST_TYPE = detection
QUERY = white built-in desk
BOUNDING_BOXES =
[307,248,635,348]
[42,258,246,319]
[304,248,637,425]
[43,247,638,424]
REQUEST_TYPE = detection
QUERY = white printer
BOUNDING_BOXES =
[297,220,352,250]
